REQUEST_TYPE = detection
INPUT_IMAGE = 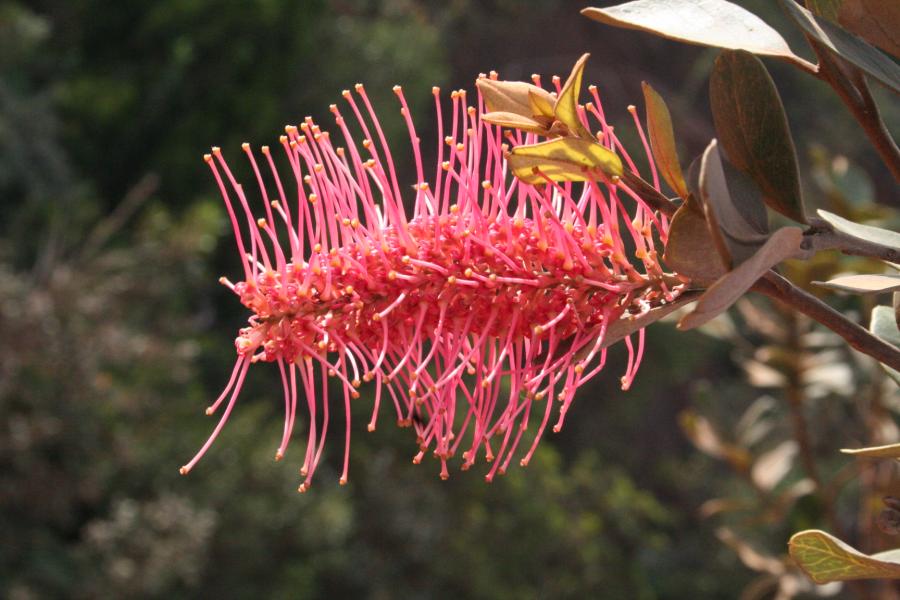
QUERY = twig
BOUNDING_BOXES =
[805,219,900,263]
[80,173,160,260]
[752,271,900,371]
[811,41,900,182]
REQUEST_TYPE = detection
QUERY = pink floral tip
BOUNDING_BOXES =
[181,73,682,490]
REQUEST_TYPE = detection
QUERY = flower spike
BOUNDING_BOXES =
[182,57,684,491]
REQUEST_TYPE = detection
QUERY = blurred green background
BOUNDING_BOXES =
[2,1,897,598]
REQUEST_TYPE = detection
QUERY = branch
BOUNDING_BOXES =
[752,271,900,371]
[804,220,900,263]
[811,41,900,182]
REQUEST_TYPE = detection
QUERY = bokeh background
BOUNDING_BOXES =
[3,1,898,598]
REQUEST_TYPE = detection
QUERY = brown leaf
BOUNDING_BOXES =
[476,79,557,118]
[663,200,728,283]
[642,82,689,199]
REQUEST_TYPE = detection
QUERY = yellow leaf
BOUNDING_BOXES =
[507,137,623,184]
[554,53,594,140]
[528,90,555,119]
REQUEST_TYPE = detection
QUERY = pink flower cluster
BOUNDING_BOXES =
[181,72,679,490]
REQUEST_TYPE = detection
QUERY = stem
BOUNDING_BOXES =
[752,271,900,371]
[812,42,900,182]
[620,171,678,217]
[784,309,822,486]
[782,307,840,530]
[805,221,900,263]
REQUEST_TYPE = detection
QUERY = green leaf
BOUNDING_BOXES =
[841,442,900,458]
[663,201,728,283]
[817,209,900,249]
[870,305,900,384]
[790,529,900,583]
[709,50,806,223]
[641,82,689,199]
[506,137,623,184]
[554,53,593,140]
[678,227,804,330]
[780,0,900,93]
[814,273,900,294]
[581,0,807,64]
[699,140,770,266]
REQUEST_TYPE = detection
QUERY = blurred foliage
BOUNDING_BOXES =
[2,0,899,598]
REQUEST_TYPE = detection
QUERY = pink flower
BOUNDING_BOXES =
[181,67,680,491]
